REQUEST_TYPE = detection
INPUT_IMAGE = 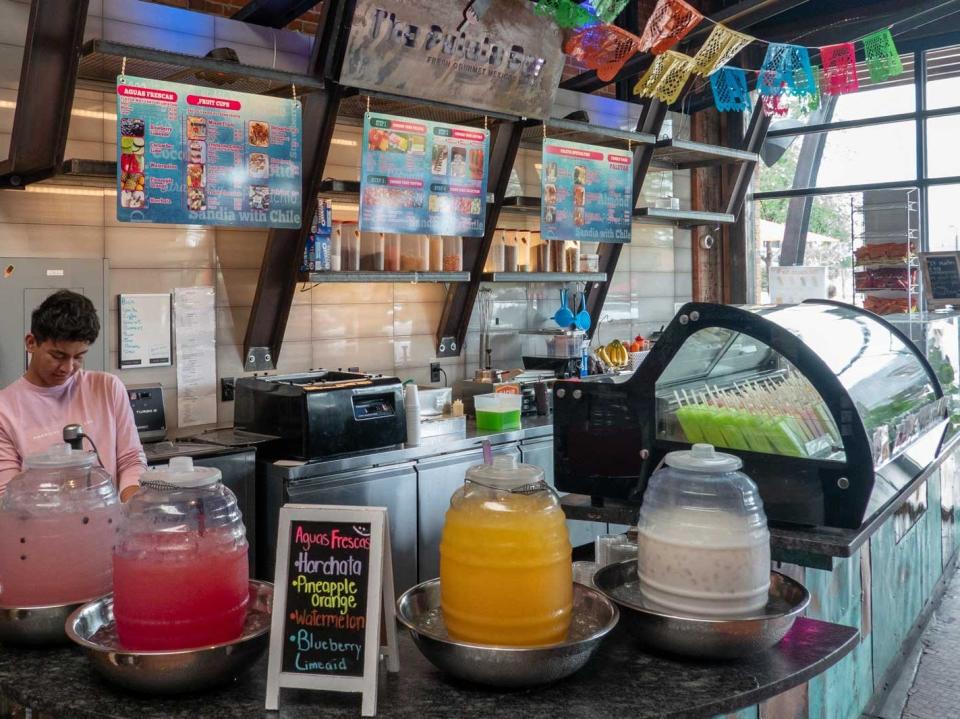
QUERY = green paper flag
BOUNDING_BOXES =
[862,28,903,83]
[534,0,597,29]
[592,0,631,23]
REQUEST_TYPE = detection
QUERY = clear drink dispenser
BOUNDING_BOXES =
[636,444,770,618]
[0,443,121,608]
[113,457,249,650]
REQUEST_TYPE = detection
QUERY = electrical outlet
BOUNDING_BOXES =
[430,362,441,383]
[221,377,235,402]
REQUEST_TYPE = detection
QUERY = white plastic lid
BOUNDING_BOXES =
[22,442,98,469]
[664,443,742,474]
[465,454,544,490]
[144,456,221,488]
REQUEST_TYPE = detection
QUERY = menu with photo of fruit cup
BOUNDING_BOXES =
[116,76,302,228]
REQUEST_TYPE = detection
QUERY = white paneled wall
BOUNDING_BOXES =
[0,0,694,431]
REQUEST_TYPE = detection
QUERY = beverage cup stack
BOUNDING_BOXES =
[405,384,421,447]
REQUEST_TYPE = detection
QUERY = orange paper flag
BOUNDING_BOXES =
[639,0,704,55]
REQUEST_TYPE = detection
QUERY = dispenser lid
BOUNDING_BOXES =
[465,454,544,490]
[664,443,742,473]
[22,443,98,469]
[142,456,221,489]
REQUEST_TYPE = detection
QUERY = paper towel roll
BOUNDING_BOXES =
[405,384,421,447]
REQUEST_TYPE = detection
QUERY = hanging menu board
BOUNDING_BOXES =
[921,251,960,306]
[266,505,398,717]
[116,75,302,228]
[540,139,633,244]
[359,112,490,237]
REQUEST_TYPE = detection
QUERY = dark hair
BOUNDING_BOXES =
[31,290,100,344]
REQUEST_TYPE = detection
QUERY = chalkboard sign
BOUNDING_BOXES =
[266,505,398,716]
[921,252,960,306]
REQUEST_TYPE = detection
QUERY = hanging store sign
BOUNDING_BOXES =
[359,111,490,236]
[116,76,302,228]
[540,139,633,244]
[340,0,564,120]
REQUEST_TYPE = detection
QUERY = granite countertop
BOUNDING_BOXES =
[0,616,856,719]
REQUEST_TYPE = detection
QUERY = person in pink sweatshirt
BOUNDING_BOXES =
[0,290,146,500]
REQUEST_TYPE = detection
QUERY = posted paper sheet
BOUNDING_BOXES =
[174,287,217,427]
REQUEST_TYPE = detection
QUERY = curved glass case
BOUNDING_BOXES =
[553,301,948,529]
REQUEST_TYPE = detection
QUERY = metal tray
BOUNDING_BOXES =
[594,561,810,659]
[397,578,618,687]
[66,580,272,694]
[0,599,95,647]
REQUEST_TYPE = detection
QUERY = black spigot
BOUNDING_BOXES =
[62,424,85,451]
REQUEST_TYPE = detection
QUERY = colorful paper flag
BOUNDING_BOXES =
[690,23,754,77]
[533,0,598,29]
[632,50,694,104]
[565,24,643,82]
[758,43,815,96]
[710,67,750,112]
[862,28,903,83]
[820,42,859,95]
[798,67,821,113]
[761,92,789,117]
[590,0,631,23]
[638,0,704,55]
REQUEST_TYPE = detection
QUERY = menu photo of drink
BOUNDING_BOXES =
[360,111,489,237]
[540,138,633,244]
[266,505,398,717]
[116,75,302,228]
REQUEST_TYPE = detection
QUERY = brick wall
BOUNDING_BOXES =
[146,0,323,35]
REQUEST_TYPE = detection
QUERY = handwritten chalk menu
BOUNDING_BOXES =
[540,138,633,244]
[359,111,489,237]
[266,505,398,717]
[116,75,302,228]
[921,252,960,306]
[118,294,171,368]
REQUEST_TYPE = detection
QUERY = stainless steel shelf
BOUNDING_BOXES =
[481,272,607,283]
[301,271,470,283]
[316,179,494,205]
[521,117,655,150]
[650,139,758,171]
[633,207,735,228]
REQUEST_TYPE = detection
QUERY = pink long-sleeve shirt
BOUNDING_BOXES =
[0,371,146,495]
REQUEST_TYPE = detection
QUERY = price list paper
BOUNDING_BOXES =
[359,111,489,236]
[266,505,398,716]
[173,287,217,428]
[116,75,302,228]
[540,138,633,244]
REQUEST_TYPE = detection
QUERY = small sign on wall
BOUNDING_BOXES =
[265,505,399,716]
[118,293,171,368]
[920,251,960,307]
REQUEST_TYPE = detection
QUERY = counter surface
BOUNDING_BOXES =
[0,617,857,719]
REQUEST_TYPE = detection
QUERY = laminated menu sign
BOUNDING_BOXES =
[540,139,633,244]
[359,111,489,236]
[116,75,302,228]
[266,505,398,716]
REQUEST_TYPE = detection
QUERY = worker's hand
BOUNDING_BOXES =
[120,485,139,503]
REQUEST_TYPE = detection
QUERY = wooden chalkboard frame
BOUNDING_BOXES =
[920,251,960,307]
[265,504,399,716]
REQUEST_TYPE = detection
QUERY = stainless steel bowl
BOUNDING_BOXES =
[65,580,272,694]
[594,561,810,659]
[0,600,94,647]
[396,579,618,687]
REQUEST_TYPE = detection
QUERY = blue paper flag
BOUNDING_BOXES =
[710,67,750,112]
[758,43,815,97]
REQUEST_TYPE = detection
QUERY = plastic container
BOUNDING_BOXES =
[360,231,385,271]
[113,457,249,650]
[535,237,552,272]
[330,222,342,271]
[473,393,522,431]
[565,241,581,273]
[504,231,519,272]
[0,443,121,607]
[636,444,770,618]
[522,330,586,359]
[341,222,360,271]
[429,236,444,272]
[401,235,429,272]
[489,230,505,272]
[516,231,532,272]
[443,236,463,272]
[384,233,401,272]
[580,253,600,273]
[439,455,572,646]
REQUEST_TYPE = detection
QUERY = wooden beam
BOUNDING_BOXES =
[0,0,89,187]
[232,0,321,28]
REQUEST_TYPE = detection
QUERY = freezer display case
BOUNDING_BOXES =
[554,301,949,529]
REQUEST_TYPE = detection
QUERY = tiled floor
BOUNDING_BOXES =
[865,563,960,718]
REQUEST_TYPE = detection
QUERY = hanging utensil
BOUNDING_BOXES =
[575,289,592,331]
[554,288,574,328]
